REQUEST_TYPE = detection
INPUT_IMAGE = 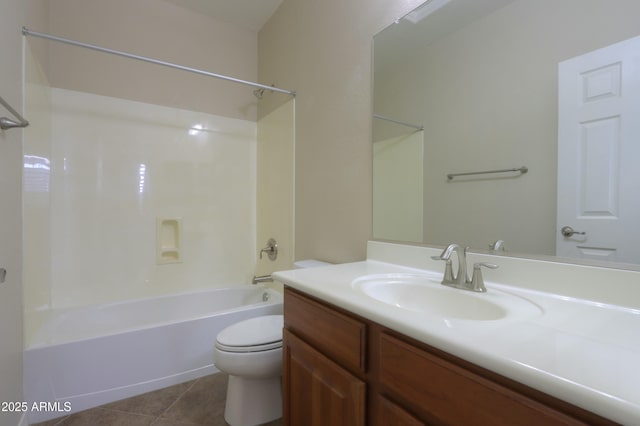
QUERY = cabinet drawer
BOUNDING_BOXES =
[284,288,366,374]
[379,333,586,425]
[375,395,425,426]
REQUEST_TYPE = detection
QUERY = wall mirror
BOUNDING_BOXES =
[372,0,640,269]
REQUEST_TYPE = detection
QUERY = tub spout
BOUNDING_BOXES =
[252,274,273,284]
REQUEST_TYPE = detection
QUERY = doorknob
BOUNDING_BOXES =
[560,226,586,237]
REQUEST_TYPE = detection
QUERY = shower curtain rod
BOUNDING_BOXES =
[22,27,296,97]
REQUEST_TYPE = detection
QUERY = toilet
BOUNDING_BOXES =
[213,260,330,426]
[214,314,284,426]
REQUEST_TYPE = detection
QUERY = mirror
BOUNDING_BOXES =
[373,0,640,269]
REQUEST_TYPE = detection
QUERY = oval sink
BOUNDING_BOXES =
[352,273,541,322]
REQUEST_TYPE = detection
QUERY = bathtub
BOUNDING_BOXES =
[23,286,283,423]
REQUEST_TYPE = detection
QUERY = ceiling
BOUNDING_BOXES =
[165,0,283,32]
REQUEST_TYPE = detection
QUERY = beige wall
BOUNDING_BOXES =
[0,0,24,418]
[259,0,425,263]
[1,1,47,424]
[44,0,259,121]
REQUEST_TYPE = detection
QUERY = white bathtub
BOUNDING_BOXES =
[23,286,283,423]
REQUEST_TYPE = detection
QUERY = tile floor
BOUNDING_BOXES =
[31,373,283,426]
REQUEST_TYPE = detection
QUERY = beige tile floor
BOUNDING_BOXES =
[31,373,283,426]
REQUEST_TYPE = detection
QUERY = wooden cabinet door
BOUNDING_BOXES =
[283,329,366,426]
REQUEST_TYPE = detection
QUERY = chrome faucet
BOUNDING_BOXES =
[252,274,273,284]
[432,244,468,286]
[489,239,506,251]
[432,243,498,293]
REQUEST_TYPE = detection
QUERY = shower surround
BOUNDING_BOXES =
[23,84,258,343]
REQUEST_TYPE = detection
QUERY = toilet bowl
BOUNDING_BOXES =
[213,314,284,426]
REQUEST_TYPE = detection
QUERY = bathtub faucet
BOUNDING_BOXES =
[259,238,278,261]
[252,274,273,285]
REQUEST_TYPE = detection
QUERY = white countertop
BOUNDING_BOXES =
[273,258,640,425]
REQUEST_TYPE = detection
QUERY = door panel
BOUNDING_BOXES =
[557,35,640,263]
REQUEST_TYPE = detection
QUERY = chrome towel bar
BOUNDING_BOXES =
[447,166,528,181]
[373,114,424,131]
[0,95,29,130]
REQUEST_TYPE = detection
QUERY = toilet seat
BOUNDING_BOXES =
[215,314,283,353]
[215,340,282,353]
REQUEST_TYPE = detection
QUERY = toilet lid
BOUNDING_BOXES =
[215,314,283,353]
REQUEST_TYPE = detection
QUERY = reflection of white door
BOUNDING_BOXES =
[557,35,640,263]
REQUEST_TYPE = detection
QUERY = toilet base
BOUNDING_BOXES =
[224,375,282,426]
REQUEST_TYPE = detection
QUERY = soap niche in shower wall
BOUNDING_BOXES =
[157,218,182,264]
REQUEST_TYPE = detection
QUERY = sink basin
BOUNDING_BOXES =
[352,273,541,321]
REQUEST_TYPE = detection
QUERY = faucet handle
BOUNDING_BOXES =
[259,238,278,260]
[469,262,498,292]
[475,262,498,269]
[431,255,455,283]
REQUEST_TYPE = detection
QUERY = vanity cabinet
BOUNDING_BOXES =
[283,330,366,425]
[283,287,367,426]
[283,287,616,426]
